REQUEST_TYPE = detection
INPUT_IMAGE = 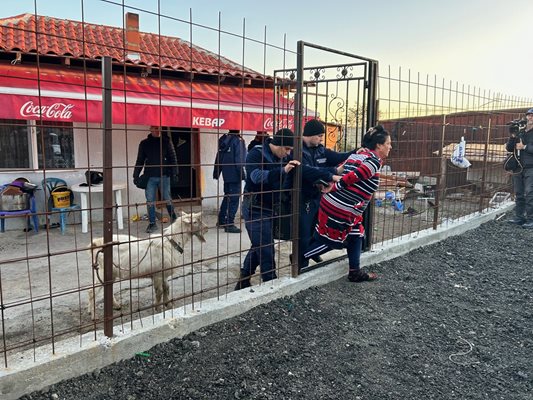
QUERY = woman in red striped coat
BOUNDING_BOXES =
[303,125,392,282]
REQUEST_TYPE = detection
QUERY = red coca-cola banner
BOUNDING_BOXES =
[0,64,305,131]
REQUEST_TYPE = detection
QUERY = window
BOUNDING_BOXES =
[0,119,30,169]
[36,121,75,169]
[0,119,74,170]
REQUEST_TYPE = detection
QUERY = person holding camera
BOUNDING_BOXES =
[235,129,300,290]
[506,108,533,229]
[133,126,178,233]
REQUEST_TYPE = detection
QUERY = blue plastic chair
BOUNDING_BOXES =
[0,184,39,233]
[42,178,81,235]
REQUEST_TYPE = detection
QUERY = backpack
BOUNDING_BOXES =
[503,152,523,175]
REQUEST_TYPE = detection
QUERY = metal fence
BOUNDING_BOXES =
[0,1,531,368]
[372,66,531,245]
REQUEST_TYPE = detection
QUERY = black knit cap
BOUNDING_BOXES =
[272,128,294,147]
[303,119,325,136]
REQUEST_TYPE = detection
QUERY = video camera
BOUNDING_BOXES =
[506,118,527,135]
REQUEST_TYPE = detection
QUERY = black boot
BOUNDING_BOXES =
[167,205,177,222]
[348,270,378,282]
[234,271,251,291]
[507,217,526,225]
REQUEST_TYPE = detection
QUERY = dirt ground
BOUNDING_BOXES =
[17,214,532,400]
[0,210,308,359]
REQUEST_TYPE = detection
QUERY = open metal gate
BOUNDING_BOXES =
[273,41,379,276]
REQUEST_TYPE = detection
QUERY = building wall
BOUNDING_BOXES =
[1,122,262,230]
[1,123,246,230]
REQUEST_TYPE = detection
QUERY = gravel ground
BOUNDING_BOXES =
[20,217,533,400]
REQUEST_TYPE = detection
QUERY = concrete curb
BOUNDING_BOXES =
[0,203,512,399]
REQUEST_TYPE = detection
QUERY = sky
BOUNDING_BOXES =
[1,0,532,100]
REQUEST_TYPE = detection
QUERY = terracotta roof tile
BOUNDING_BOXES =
[0,13,266,80]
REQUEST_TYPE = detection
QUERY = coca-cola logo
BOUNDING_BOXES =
[20,101,74,120]
[264,117,294,130]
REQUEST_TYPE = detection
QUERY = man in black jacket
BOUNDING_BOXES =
[247,131,269,151]
[507,108,533,229]
[133,126,178,233]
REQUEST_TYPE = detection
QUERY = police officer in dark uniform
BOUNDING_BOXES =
[292,119,354,268]
[235,129,300,290]
[213,129,247,233]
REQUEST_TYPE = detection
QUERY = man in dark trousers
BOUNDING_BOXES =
[235,128,300,290]
[213,129,247,233]
[291,119,354,268]
[133,126,178,233]
[506,108,533,228]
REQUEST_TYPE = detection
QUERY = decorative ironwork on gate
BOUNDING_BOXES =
[273,42,379,274]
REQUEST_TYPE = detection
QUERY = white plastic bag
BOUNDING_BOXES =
[451,136,471,168]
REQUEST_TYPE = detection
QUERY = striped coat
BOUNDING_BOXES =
[315,150,382,248]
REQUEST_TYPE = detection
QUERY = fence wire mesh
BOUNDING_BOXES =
[0,0,531,368]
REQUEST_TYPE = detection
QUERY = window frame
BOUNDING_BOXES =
[0,119,75,171]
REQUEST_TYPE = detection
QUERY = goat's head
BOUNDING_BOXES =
[165,211,208,243]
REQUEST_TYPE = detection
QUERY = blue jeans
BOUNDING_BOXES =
[241,203,277,282]
[218,182,241,225]
[345,235,363,272]
[145,176,174,224]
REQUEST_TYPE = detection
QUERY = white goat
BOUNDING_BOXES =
[87,211,208,320]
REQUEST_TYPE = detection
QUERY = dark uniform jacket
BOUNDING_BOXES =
[243,139,289,211]
[288,144,354,202]
[213,134,247,183]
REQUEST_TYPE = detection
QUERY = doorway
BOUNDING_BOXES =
[164,126,199,202]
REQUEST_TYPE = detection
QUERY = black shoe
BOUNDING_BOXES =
[234,272,251,291]
[522,221,533,229]
[311,255,323,263]
[348,271,378,282]
[507,218,526,225]
[224,225,241,233]
[146,223,158,233]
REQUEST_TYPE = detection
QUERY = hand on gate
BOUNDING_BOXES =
[284,160,300,174]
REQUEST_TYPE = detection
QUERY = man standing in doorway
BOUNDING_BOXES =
[213,129,247,233]
[133,126,178,233]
